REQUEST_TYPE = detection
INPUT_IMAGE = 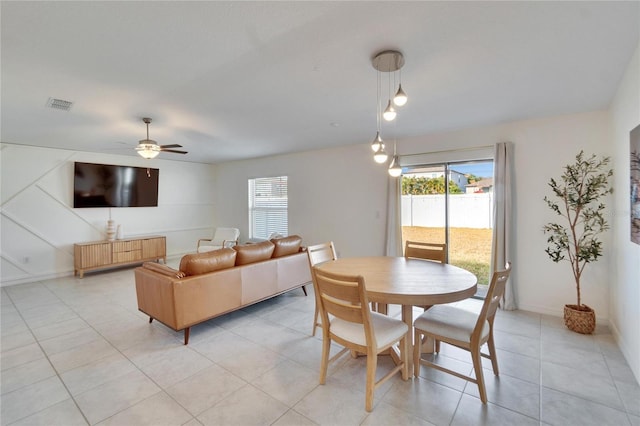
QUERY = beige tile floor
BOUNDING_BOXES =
[1,266,639,425]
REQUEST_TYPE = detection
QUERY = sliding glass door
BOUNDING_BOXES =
[401,159,494,296]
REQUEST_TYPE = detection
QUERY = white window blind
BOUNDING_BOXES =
[248,176,288,240]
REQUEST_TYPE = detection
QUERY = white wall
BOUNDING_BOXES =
[609,42,640,381]
[399,111,614,320]
[214,143,389,259]
[214,110,613,322]
[0,144,217,285]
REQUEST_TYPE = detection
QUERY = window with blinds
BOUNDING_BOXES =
[248,176,288,240]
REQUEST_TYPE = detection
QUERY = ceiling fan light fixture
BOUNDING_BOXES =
[134,117,188,158]
[136,142,161,159]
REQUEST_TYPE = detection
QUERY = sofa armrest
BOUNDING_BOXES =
[142,262,185,278]
[135,267,179,330]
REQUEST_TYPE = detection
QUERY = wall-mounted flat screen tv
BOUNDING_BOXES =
[73,162,159,208]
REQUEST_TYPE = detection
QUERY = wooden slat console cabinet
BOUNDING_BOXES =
[74,236,166,278]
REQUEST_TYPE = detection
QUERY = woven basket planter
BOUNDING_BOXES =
[564,304,596,334]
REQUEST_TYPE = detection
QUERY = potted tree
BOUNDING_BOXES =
[543,151,613,334]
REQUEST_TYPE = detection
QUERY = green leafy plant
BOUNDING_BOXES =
[401,176,463,194]
[543,151,613,308]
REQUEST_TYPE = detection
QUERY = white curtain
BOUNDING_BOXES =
[385,175,403,256]
[492,142,516,310]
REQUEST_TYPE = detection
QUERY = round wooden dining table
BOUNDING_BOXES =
[314,256,477,375]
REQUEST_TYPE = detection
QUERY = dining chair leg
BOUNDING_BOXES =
[312,305,320,336]
[413,328,422,377]
[471,347,487,403]
[319,335,330,385]
[486,331,500,375]
[365,349,377,412]
[435,339,441,353]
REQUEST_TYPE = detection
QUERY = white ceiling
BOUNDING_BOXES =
[1,1,638,164]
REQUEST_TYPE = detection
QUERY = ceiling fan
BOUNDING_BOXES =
[135,117,188,159]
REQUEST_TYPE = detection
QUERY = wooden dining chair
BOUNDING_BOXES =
[306,241,338,336]
[412,262,512,403]
[312,267,409,412]
[404,240,447,312]
[404,240,447,263]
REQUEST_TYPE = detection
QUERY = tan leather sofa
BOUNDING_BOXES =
[134,236,311,344]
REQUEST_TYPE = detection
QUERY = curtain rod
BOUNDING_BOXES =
[399,144,494,158]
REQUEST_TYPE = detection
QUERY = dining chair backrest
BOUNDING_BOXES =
[312,267,375,347]
[404,240,447,264]
[474,262,512,336]
[306,241,338,336]
[307,241,338,266]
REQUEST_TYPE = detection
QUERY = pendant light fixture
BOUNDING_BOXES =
[394,85,408,107]
[393,67,408,107]
[371,49,407,167]
[383,100,397,121]
[371,131,384,153]
[383,62,397,121]
[372,50,407,123]
[374,143,388,164]
[388,143,402,177]
[371,68,385,152]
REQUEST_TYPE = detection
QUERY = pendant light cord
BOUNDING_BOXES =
[376,70,381,131]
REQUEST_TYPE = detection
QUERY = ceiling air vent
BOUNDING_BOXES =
[45,97,73,111]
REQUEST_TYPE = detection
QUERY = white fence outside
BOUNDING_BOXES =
[401,193,494,229]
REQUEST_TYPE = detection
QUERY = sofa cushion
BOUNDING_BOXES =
[142,262,186,278]
[233,241,275,266]
[271,235,302,258]
[179,248,237,276]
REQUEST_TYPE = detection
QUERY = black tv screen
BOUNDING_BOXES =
[73,162,159,208]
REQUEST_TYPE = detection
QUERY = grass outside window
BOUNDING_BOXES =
[402,226,492,286]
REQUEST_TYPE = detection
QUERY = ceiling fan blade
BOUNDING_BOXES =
[159,144,182,149]
[161,149,188,154]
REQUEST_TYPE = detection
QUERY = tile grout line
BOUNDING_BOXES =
[41,280,204,425]
[2,284,92,426]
